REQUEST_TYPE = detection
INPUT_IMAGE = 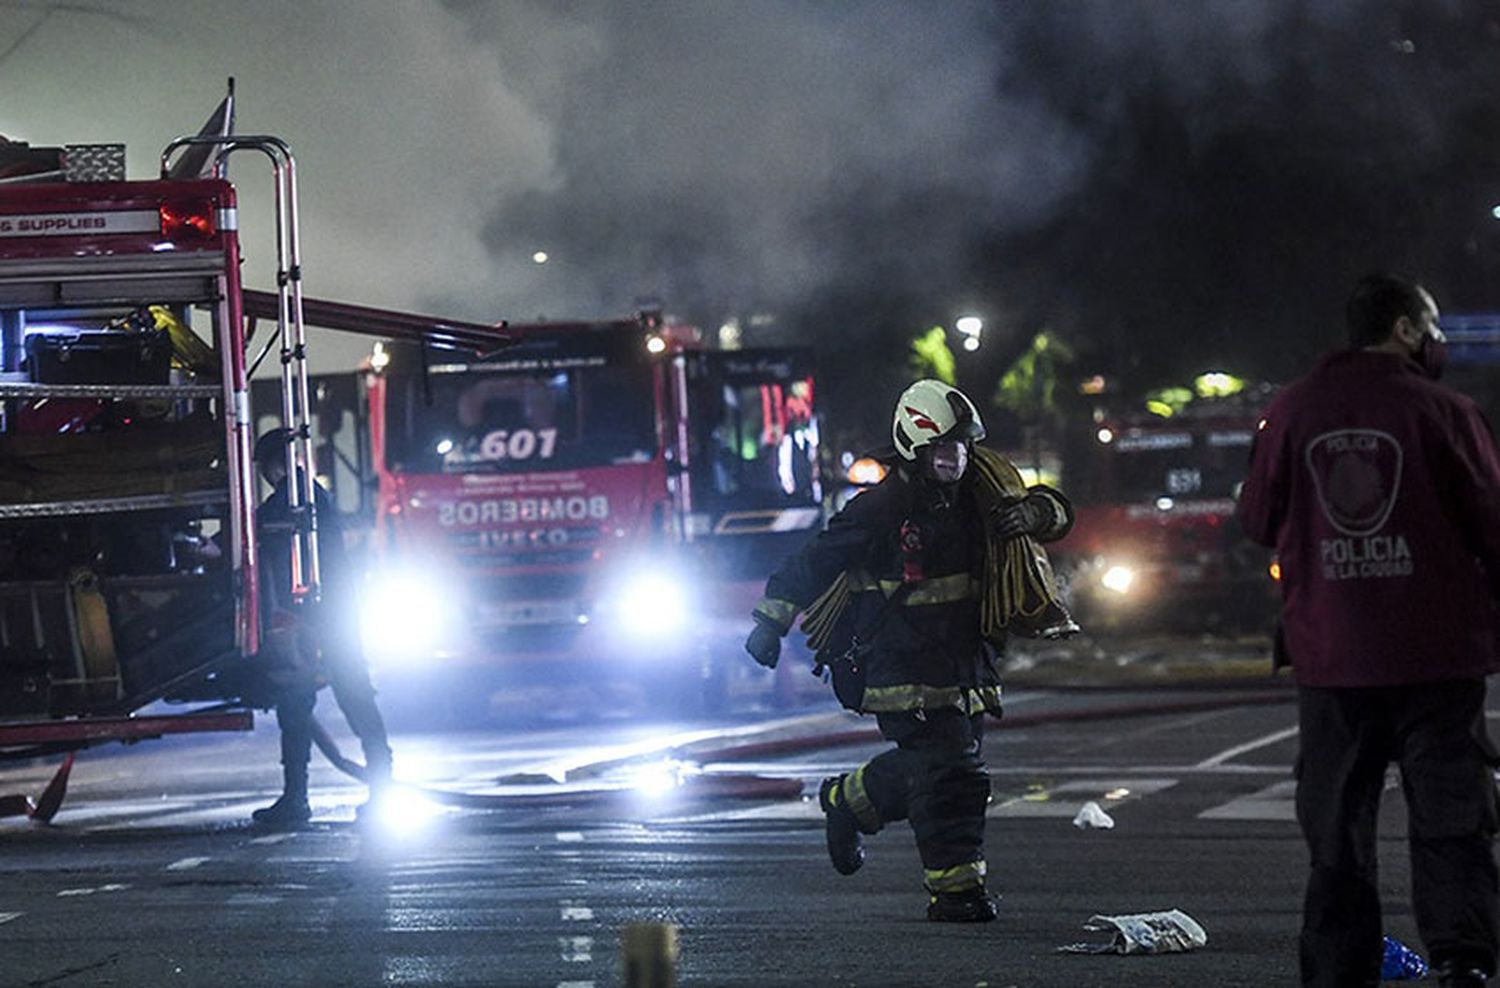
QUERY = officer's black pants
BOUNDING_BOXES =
[1296,680,1500,988]
[274,631,393,795]
[854,709,989,880]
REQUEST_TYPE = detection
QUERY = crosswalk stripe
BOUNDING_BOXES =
[990,778,1178,818]
[1198,780,1297,821]
[1196,725,1300,769]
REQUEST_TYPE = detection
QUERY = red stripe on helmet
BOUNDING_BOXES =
[904,406,941,433]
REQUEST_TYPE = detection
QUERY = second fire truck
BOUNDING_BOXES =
[269,319,826,712]
[1049,381,1281,633]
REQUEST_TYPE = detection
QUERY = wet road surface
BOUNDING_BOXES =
[0,663,1465,987]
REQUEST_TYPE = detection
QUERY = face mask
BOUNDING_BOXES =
[1414,331,1448,380]
[923,441,968,484]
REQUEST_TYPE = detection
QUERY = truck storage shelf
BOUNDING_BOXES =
[0,572,222,593]
[0,251,227,309]
[0,488,227,519]
[0,382,220,399]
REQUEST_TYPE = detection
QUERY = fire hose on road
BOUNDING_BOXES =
[308,688,1297,810]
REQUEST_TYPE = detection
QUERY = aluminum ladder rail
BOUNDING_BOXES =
[160,134,321,601]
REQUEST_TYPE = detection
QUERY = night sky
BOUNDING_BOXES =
[4,0,1500,444]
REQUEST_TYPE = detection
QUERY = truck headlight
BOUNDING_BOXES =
[1100,564,1137,595]
[616,569,690,638]
[360,569,455,662]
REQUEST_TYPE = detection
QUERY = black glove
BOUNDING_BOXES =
[992,494,1051,540]
[744,616,784,669]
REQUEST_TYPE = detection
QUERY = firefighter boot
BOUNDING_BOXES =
[251,792,311,830]
[354,750,395,824]
[253,764,311,830]
[818,775,865,875]
[926,885,999,923]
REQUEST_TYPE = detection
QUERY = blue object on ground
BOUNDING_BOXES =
[1380,936,1428,980]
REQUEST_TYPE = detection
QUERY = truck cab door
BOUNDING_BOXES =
[684,349,823,566]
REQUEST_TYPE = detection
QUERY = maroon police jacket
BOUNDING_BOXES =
[1237,349,1500,687]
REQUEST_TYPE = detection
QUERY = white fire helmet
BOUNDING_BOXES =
[891,380,986,461]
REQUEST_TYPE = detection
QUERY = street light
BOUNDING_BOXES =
[955,315,983,352]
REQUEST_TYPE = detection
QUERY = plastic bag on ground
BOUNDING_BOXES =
[1380,936,1427,980]
[1072,800,1115,829]
[1058,909,1208,955]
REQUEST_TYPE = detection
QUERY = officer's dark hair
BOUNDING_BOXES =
[253,427,293,469]
[1346,272,1428,347]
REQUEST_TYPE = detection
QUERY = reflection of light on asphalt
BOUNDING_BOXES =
[627,760,686,798]
[369,787,447,836]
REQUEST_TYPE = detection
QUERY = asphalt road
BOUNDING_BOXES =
[0,666,1457,987]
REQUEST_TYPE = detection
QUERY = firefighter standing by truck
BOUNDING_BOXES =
[744,380,1075,921]
[251,428,394,829]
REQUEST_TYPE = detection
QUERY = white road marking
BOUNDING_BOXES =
[250,833,295,845]
[561,906,594,921]
[0,912,21,925]
[225,893,282,906]
[1198,779,1298,821]
[559,936,593,963]
[557,982,596,988]
[56,883,130,898]
[165,857,210,871]
[1196,725,1300,769]
[990,778,1178,818]
[556,832,585,842]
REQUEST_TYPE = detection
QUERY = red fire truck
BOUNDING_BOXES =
[1050,384,1280,633]
[0,93,507,814]
[325,326,825,712]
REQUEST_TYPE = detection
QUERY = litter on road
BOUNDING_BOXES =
[1058,909,1207,955]
[1071,801,1115,829]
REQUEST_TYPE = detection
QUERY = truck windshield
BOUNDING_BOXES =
[1104,427,1255,501]
[385,362,656,475]
[703,376,819,504]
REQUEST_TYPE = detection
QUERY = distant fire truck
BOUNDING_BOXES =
[1050,383,1280,632]
[324,326,825,710]
[0,89,505,813]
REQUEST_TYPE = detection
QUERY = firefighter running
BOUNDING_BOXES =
[744,380,1075,922]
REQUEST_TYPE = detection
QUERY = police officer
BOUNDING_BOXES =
[745,380,1074,921]
[1239,273,1500,987]
[251,428,394,829]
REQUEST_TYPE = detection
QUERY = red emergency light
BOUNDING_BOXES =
[158,198,216,241]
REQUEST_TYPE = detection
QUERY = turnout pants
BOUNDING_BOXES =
[838,709,990,892]
[1296,680,1500,987]
[274,620,393,796]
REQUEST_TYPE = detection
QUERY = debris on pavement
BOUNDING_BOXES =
[1380,936,1427,980]
[1072,800,1115,829]
[1058,909,1208,955]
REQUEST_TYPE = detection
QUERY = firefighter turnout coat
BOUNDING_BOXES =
[754,454,1073,714]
